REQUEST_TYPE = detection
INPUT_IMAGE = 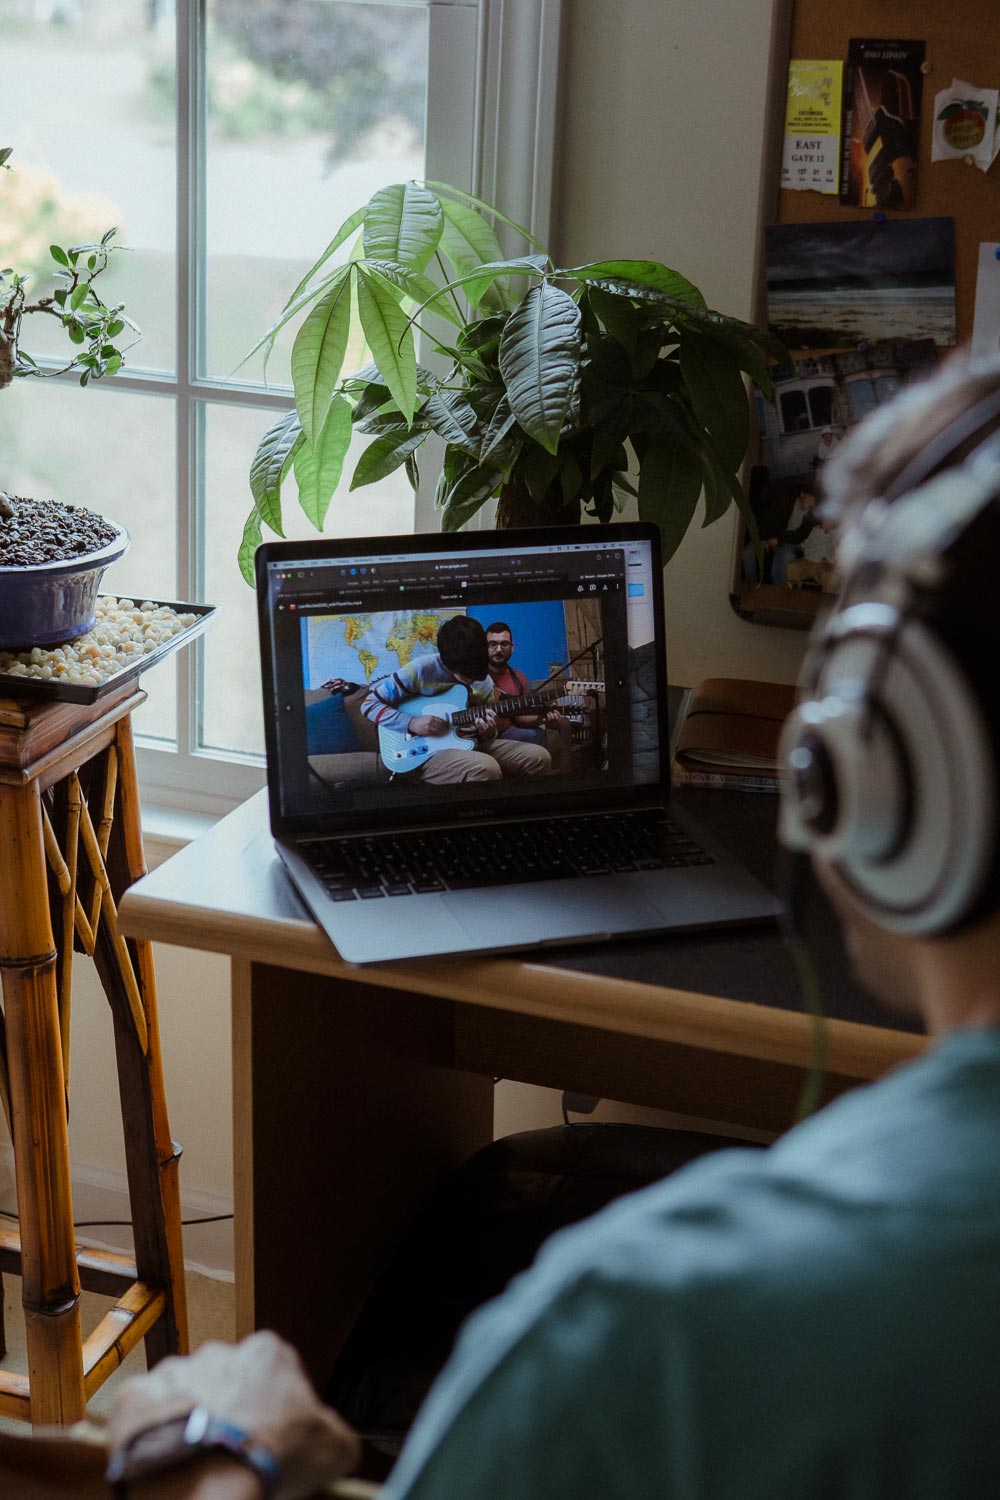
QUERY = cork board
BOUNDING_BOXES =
[730,0,1000,630]
[770,0,1000,344]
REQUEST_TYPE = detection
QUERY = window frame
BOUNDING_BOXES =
[112,0,565,818]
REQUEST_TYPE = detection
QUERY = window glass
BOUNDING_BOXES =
[203,0,429,386]
[874,374,900,405]
[199,400,415,756]
[807,386,834,428]
[847,379,877,422]
[0,1,177,375]
[1,380,178,743]
[779,389,809,434]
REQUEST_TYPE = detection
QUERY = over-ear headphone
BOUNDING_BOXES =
[779,388,1000,936]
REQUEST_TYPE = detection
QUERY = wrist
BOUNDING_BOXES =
[107,1409,280,1500]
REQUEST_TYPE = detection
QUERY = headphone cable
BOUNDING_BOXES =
[779,848,829,1122]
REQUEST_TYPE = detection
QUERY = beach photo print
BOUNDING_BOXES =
[765,217,956,351]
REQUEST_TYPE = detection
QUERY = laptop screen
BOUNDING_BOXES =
[258,526,668,832]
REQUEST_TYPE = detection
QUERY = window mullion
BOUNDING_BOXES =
[176,0,210,769]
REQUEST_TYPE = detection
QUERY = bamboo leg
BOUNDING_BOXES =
[0,781,85,1424]
[85,751,117,943]
[42,795,79,1101]
[91,717,188,1364]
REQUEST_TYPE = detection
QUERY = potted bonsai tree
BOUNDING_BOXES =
[0,145,140,649]
[241,179,790,581]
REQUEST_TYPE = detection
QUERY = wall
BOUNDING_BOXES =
[554,0,806,690]
[1,0,800,1252]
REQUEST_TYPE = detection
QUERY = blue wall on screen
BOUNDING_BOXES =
[466,601,568,681]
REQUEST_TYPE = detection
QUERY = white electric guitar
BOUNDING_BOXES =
[378,680,605,773]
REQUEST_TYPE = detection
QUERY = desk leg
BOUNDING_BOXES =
[231,959,494,1387]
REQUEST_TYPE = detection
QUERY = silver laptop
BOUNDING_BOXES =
[256,523,781,963]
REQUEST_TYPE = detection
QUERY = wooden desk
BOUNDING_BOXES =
[118,787,923,1387]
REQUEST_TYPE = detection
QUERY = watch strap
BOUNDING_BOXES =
[106,1404,281,1497]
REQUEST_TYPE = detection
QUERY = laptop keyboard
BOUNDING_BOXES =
[301,812,715,902]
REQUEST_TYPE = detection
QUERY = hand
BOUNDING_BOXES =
[763,537,778,551]
[108,1332,361,1500]
[542,709,566,725]
[456,708,497,741]
[408,714,448,736]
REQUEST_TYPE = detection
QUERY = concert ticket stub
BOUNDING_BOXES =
[781,60,844,193]
[839,38,925,210]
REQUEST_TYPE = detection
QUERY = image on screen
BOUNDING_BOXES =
[264,540,661,821]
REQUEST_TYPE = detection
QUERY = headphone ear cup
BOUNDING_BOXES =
[781,611,996,935]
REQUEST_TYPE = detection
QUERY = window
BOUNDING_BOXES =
[779,389,809,434]
[1,0,562,815]
[806,386,834,429]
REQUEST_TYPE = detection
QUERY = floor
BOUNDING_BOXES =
[0,1268,235,1434]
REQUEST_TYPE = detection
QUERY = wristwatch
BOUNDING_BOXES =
[105,1404,282,1497]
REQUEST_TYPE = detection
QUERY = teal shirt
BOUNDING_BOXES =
[386,1030,1000,1499]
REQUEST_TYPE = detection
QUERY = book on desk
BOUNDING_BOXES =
[671,678,797,794]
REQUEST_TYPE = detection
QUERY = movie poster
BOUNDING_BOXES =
[839,39,925,209]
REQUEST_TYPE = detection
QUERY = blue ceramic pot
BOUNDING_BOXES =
[0,525,130,650]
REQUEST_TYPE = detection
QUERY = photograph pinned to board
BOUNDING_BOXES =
[840,39,924,209]
[781,59,844,193]
[972,244,1000,356]
[765,217,956,351]
[731,339,938,630]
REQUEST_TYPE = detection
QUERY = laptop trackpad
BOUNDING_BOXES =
[442,877,663,945]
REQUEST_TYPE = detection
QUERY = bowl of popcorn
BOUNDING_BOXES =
[0,596,205,697]
[0,493,130,650]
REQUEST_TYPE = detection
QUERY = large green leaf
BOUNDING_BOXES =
[438,196,506,272]
[364,258,462,327]
[499,282,582,454]
[679,329,749,472]
[236,266,347,377]
[637,438,704,563]
[356,269,417,421]
[279,205,364,317]
[238,507,264,586]
[249,408,302,536]
[669,303,792,398]
[427,181,546,252]
[561,260,706,306]
[438,197,511,312]
[350,426,427,490]
[480,400,517,460]
[292,395,353,528]
[290,271,353,449]
[585,286,641,354]
[363,182,443,273]
[520,444,562,503]
[440,465,503,531]
[423,391,481,455]
[406,257,548,330]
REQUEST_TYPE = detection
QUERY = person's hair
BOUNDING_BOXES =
[485,621,513,639]
[823,353,1000,924]
[437,615,488,679]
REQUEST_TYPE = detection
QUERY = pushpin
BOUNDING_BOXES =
[920,60,933,75]
[964,154,976,167]
[873,211,886,223]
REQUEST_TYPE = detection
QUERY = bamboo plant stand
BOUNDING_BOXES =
[0,687,188,1425]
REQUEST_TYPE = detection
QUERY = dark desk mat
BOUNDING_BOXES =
[536,784,924,1037]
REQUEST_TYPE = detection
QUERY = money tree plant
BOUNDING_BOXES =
[241,179,790,581]
[0,145,139,393]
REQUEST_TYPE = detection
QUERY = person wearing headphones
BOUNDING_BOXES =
[92,355,1000,1498]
